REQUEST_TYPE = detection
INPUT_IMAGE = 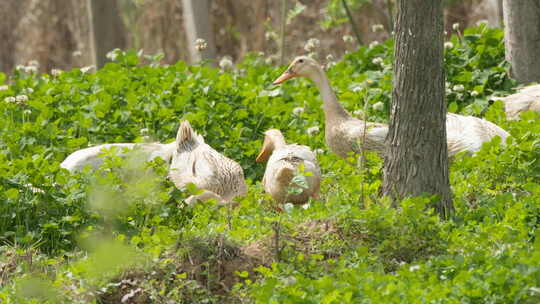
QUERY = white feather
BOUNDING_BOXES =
[61,142,175,172]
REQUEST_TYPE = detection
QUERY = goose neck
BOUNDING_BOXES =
[309,69,350,120]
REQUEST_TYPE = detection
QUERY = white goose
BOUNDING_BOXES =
[256,129,321,204]
[491,84,540,120]
[61,142,175,172]
[168,120,247,204]
[273,56,509,158]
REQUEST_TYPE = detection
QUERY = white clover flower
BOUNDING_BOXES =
[444,31,448,35]
[0,85,8,91]
[476,19,488,27]
[142,135,151,142]
[195,38,207,51]
[292,107,305,116]
[15,65,25,71]
[140,128,150,135]
[80,65,94,74]
[453,84,465,92]
[446,88,452,95]
[22,88,34,94]
[28,60,39,67]
[315,148,324,155]
[452,23,460,31]
[409,265,421,272]
[372,57,384,65]
[302,203,310,210]
[342,35,354,43]
[352,85,363,93]
[444,42,454,49]
[24,65,38,73]
[326,54,334,62]
[72,50,82,57]
[265,31,278,41]
[307,126,320,136]
[4,96,16,103]
[371,24,384,32]
[51,69,62,77]
[304,38,321,52]
[265,55,276,65]
[471,90,479,97]
[106,49,120,61]
[283,203,294,213]
[23,109,32,115]
[219,56,233,71]
[16,95,28,102]
[325,61,336,70]
[372,101,384,111]
[369,41,380,48]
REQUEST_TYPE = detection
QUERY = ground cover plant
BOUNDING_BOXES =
[0,25,539,303]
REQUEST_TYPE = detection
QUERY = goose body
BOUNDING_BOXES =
[493,84,540,120]
[61,142,176,172]
[273,56,509,158]
[169,120,247,204]
[256,129,321,204]
[446,113,509,156]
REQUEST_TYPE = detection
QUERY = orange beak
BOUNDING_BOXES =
[273,70,298,85]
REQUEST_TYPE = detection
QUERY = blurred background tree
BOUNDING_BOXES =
[0,0,504,73]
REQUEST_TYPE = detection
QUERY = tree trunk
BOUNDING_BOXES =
[496,0,503,26]
[182,0,216,63]
[0,1,25,73]
[503,0,540,84]
[87,0,127,68]
[383,0,452,218]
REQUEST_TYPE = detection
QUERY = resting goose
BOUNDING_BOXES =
[491,84,540,120]
[256,129,321,204]
[61,142,176,172]
[168,120,247,204]
[273,56,509,158]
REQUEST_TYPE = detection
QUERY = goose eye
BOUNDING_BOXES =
[298,59,304,63]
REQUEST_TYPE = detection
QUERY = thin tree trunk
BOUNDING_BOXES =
[383,0,452,218]
[182,0,216,63]
[496,0,503,26]
[87,0,127,69]
[503,0,540,84]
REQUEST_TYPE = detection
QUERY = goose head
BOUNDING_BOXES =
[273,56,322,85]
[256,129,287,163]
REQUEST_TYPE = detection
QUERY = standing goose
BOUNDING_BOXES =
[273,56,509,158]
[168,120,247,204]
[256,129,321,204]
[61,142,176,172]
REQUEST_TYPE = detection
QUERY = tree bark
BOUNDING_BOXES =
[87,0,127,68]
[182,0,216,63]
[503,0,540,84]
[0,1,24,73]
[383,0,452,218]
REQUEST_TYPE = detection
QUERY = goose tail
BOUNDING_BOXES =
[176,120,202,151]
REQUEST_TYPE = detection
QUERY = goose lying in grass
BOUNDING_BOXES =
[273,56,509,158]
[256,129,321,204]
[491,84,540,120]
[61,142,176,172]
[168,120,247,204]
